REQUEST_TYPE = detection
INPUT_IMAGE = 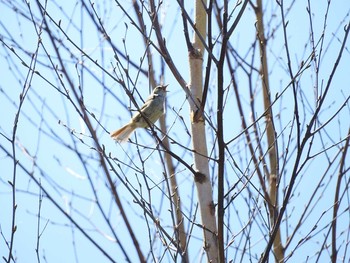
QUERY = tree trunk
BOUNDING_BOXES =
[188,0,218,262]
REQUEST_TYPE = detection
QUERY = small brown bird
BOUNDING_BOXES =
[110,85,168,142]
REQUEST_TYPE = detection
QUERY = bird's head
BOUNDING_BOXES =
[153,84,168,94]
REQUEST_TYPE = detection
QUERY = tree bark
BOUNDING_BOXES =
[255,0,284,261]
[188,0,218,262]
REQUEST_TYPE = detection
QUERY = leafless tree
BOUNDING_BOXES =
[0,0,349,262]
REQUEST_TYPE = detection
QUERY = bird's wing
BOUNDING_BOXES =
[131,94,158,121]
[140,94,158,111]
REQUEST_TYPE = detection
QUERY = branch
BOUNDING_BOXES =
[332,128,350,262]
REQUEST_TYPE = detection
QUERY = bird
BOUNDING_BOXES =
[110,84,168,142]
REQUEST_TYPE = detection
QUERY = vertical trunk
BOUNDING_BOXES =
[160,115,188,261]
[133,1,188,258]
[255,0,284,261]
[188,0,218,262]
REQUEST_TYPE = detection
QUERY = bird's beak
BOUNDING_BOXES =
[163,84,169,91]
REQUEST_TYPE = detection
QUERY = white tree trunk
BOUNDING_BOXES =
[188,0,218,262]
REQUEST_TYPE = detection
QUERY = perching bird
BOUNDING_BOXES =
[110,85,168,142]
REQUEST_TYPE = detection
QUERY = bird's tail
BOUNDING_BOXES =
[110,123,136,142]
